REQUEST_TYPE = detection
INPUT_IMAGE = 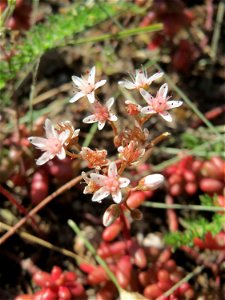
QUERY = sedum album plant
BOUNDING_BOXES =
[28,66,183,226]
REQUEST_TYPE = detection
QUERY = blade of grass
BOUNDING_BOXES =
[68,219,121,292]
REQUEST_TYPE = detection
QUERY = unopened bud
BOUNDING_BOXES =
[138,174,164,191]
[103,204,121,227]
[130,209,143,220]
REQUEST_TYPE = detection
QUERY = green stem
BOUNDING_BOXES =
[142,202,225,212]
[68,219,121,292]
[157,266,204,299]
[82,123,98,147]
[67,24,163,46]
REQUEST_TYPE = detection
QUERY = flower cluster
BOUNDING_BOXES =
[28,66,183,225]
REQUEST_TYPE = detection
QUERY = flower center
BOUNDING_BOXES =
[84,82,94,94]
[45,138,62,154]
[94,103,109,122]
[104,176,119,193]
[152,96,167,113]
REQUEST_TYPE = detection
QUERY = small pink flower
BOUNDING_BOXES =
[88,162,130,203]
[118,141,145,165]
[119,69,163,90]
[28,119,77,165]
[83,98,117,130]
[140,83,183,122]
[70,66,106,104]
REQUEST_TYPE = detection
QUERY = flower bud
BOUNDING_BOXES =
[102,204,121,227]
[138,174,164,191]
[130,209,143,221]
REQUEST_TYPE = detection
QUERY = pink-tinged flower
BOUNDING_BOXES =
[125,100,142,116]
[88,162,130,203]
[82,98,117,130]
[80,147,108,168]
[70,66,106,104]
[138,174,165,190]
[28,119,75,165]
[140,83,183,122]
[119,69,163,90]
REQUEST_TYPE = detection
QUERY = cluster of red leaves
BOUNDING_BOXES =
[15,266,86,300]
[164,156,225,197]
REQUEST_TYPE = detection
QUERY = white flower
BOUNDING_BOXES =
[138,174,164,190]
[28,119,73,165]
[70,66,106,104]
[83,98,117,130]
[89,162,130,203]
[119,69,163,90]
[140,83,183,122]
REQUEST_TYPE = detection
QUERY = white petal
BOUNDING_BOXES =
[141,106,156,115]
[108,162,117,177]
[98,121,105,130]
[95,80,107,90]
[59,130,70,144]
[45,119,57,139]
[159,111,172,122]
[136,71,146,85]
[83,114,98,124]
[119,177,130,188]
[158,83,168,99]
[90,173,106,185]
[108,114,117,122]
[69,92,85,103]
[88,66,96,85]
[73,129,80,138]
[57,147,66,160]
[118,80,136,90]
[117,146,124,153]
[140,89,154,105]
[106,97,114,109]
[166,100,183,110]
[92,187,110,202]
[28,137,47,149]
[112,190,122,203]
[72,76,84,89]
[87,91,95,103]
[36,152,54,165]
[147,72,163,85]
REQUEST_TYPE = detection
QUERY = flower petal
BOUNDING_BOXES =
[90,173,106,185]
[45,119,57,139]
[106,97,114,109]
[59,130,70,144]
[140,89,154,105]
[73,129,80,138]
[69,92,85,103]
[95,80,107,90]
[28,137,47,149]
[119,177,130,188]
[158,83,168,99]
[112,190,122,203]
[159,111,172,122]
[83,114,98,124]
[57,147,66,160]
[147,72,163,85]
[88,66,96,85]
[98,121,106,130]
[36,152,54,165]
[92,187,110,202]
[118,80,136,90]
[87,91,95,103]
[72,76,84,88]
[136,70,146,85]
[141,106,156,115]
[108,162,117,177]
[108,114,118,122]
[166,100,183,110]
